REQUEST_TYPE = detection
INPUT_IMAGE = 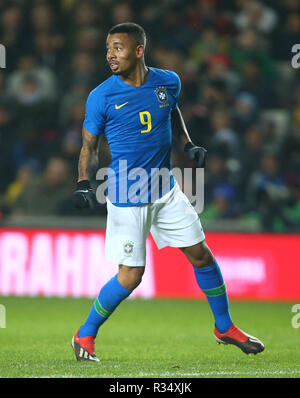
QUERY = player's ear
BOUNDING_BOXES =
[136,44,145,59]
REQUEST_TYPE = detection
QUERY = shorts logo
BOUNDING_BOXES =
[123,241,134,256]
[155,86,168,103]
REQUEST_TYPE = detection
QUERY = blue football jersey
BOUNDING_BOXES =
[83,67,181,206]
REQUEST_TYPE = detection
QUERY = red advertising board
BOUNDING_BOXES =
[153,232,300,300]
[0,227,299,300]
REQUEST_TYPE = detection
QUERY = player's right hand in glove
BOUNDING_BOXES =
[184,142,207,168]
[73,180,97,211]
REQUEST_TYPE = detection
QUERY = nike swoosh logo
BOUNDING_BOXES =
[115,102,128,109]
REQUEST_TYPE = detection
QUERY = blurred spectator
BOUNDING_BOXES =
[59,81,90,128]
[0,100,16,192]
[0,163,34,214]
[205,52,242,96]
[209,108,240,157]
[15,73,50,105]
[200,80,228,109]
[12,124,57,172]
[241,124,264,176]
[73,27,102,54]
[201,182,239,221]
[272,12,300,61]
[186,0,233,34]
[33,31,65,70]
[277,0,300,25]
[8,72,57,139]
[158,2,192,52]
[13,157,72,215]
[30,3,57,35]
[71,1,102,29]
[111,2,135,26]
[234,0,278,34]
[239,124,264,199]
[238,57,278,109]
[232,92,259,134]
[0,3,25,70]
[247,151,294,231]
[291,83,300,126]
[139,4,162,42]
[205,152,233,203]
[151,47,183,76]
[6,54,57,101]
[60,101,86,173]
[230,28,276,81]
[189,28,228,66]
[63,1,104,59]
[59,51,100,91]
[280,123,300,201]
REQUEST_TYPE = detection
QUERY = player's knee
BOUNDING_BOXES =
[118,265,145,291]
[183,242,215,269]
[191,251,214,268]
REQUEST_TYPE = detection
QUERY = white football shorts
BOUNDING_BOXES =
[105,182,205,267]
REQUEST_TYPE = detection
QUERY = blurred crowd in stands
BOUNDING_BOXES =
[0,0,299,232]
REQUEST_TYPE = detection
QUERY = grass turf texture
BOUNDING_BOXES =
[0,297,299,378]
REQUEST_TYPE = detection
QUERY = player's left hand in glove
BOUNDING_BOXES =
[73,180,97,211]
[184,142,207,167]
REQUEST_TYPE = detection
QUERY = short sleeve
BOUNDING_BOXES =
[83,89,106,135]
[170,71,181,110]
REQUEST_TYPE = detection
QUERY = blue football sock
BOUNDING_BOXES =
[193,259,233,333]
[78,274,131,338]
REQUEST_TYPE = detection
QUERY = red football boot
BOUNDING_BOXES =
[71,329,100,362]
[214,324,264,355]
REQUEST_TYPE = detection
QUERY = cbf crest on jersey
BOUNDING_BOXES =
[123,241,134,256]
[155,86,168,104]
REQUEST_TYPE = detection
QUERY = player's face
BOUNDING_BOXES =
[106,33,143,75]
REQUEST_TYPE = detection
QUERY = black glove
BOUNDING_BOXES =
[184,142,207,167]
[73,180,97,211]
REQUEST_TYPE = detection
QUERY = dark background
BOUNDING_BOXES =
[0,0,299,232]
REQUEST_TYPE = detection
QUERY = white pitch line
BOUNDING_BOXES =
[110,370,300,378]
[20,370,300,378]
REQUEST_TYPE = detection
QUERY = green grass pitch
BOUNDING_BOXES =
[0,296,299,378]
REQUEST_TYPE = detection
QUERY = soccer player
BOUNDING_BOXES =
[72,23,264,362]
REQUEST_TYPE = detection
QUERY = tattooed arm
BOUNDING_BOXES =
[78,127,98,182]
